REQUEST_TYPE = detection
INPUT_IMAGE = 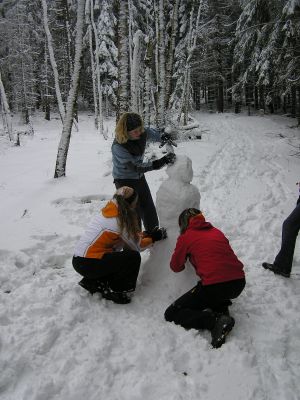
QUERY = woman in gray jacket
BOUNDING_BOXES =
[112,112,175,233]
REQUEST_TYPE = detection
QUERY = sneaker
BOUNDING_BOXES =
[211,314,235,349]
[262,262,290,278]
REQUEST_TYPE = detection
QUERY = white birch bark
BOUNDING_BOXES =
[0,70,14,141]
[42,0,65,123]
[90,0,104,137]
[131,30,143,113]
[54,0,86,178]
[157,0,166,128]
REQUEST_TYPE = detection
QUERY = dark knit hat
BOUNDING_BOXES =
[126,113,142,132]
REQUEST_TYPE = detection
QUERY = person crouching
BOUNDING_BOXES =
[73,186,166,304]
[164,208,246,348]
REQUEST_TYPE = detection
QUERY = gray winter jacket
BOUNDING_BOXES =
[112,127,161,179]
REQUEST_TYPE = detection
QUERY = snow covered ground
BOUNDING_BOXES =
[0,111,299,400]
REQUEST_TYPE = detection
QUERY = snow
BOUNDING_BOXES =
[0,111,300,400]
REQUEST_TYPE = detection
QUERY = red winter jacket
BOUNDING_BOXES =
[170,214,245,285]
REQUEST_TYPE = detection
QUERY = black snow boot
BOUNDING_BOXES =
[211,314,235,349]
[100,286,132,304]
[262,262,290,278]
[78,278,103,294]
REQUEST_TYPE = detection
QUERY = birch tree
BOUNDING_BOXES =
[54,0,86,178]
[131,30,144,113]
[42,0,66,122]
[0,70,14,141]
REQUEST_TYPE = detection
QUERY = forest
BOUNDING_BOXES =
[0,0,300,173]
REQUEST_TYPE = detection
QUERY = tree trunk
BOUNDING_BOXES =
[259,85,265,111]
[54,0,85,178]
[291,85,296,118]
[88,23,98,128]
[254,86,259,109]
[42,0,65,122]
[297,86,300,126]
[90,0,104,137]
[156,0,166,128]
[116,0,129,121]
[217,79,224,112]
[143,40,153,126]
[0,70,14,141]
[165,0,179,110]
[177,1,203,123]
[131,30,143,113]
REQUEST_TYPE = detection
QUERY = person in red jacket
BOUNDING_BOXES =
[165,208,246,348]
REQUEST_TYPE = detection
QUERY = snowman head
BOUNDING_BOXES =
[166,155,193,183]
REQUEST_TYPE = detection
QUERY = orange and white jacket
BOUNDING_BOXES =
[74,200,153,259]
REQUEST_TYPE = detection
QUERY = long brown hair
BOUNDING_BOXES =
[113,193,140,241]
[115,112,144,144]
[178,208,201,234]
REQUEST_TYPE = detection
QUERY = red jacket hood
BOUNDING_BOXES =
[187,214,212,231]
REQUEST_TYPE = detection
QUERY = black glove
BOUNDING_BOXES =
[161,132,172,142]
[149,227,167,242]
[297,196,300,206]
[125,161,153,173]
[152,155,168,170]
[152,153,176,170]
[165,152,176,164]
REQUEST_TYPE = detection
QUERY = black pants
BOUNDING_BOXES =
[274,202,300,274]
[114,175,159,232]
[164,279,246,331]
[72,250,141,292]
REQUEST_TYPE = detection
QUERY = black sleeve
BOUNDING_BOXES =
[125,161,154,173]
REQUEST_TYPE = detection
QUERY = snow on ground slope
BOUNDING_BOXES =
[0,112,299,400]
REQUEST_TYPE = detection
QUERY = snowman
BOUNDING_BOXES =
[156,154,200,233]
[139,154,201,303]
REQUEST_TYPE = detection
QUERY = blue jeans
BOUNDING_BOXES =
[274,202,300,274]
